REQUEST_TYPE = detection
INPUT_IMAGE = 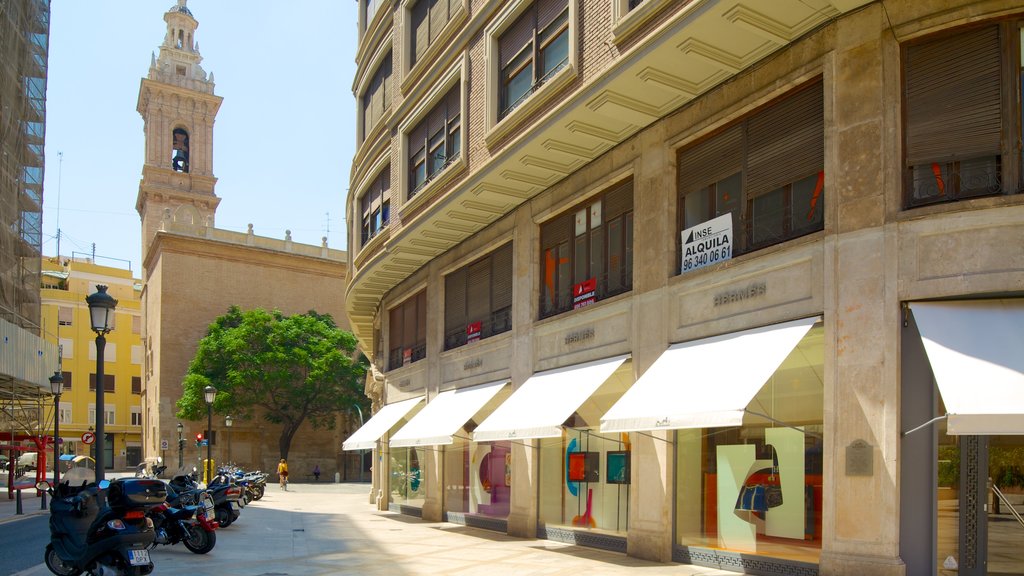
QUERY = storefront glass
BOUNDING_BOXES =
[674,324,824,564]
[539,430,633,534]
[444,437,512,519]
[390,446,425,508]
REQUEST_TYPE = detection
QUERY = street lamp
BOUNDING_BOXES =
[48,371,64,486]
[176,422,184,469]
[224,415,233,466]
[86,285,117,482]
[204,385,216,484]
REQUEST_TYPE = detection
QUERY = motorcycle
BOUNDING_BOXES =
[169,471,242,528]
[39,477,165,576]
[147,486,217,554]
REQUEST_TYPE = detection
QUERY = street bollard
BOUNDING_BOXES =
[41,491,47,510]
[15,489,23,515]
[335,472,340,483]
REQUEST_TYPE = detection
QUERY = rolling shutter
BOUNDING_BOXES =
[411,0,429,67]
[491,243,513,315]
[905,25,1002,165]
[500,8,535,69]
[445,268,467,337]
[429,0,449,44]
[678,124,743,195]
[537,0,567,31]
[604,179,634,221]
[467,259,491,325]
[746,80,824,198]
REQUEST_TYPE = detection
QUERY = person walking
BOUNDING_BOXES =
[277,458,289,490]
[313,463,320,482]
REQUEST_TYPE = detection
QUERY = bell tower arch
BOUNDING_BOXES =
[136,0,223,263]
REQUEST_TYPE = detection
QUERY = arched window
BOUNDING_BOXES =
[176,30,184,49]
[171,128,190,173]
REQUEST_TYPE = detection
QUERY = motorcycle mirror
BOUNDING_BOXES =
[36,480,50,491]
[157,456,163,464]
[98,479,110,489]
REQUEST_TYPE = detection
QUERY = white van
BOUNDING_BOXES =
[16,451,38,471]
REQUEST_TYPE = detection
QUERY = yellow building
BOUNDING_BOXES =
[40,257,144,471]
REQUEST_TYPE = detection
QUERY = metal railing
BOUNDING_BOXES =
[991,484,1024,530]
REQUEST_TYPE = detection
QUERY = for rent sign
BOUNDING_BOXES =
[681,213,733,273]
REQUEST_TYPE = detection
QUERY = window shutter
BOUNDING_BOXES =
[537,0,567,31]
[678,124,744,195]
[604,180,634,220]
[445,268,467,336]
[412,0,429,66]
[746,80,824,198]
[408,119,427,161]
[389,306,402,355]
[467,259,490,324]
[491,243,513,314]
[905,25,1002,165]
[541,213,571,251]
[500,9,535,69]
[403,299,418,349]
[429,0,449,43]
[58,306,72,324]
[380,166,391,206]
[416,291,427,346]
[380,53,392,114]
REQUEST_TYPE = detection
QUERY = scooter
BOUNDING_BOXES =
[147,486,217,554]
[39,477,165,576]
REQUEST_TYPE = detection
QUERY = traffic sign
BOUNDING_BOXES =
[160,439,169,450]
[81,431,95,445]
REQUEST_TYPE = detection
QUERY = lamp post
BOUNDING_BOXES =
[224,415,233,466]
[204,386,216,484]
[176,422,184,469]
[48,372,64,486]
[86,285,117,482]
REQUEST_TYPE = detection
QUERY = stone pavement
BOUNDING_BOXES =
[5,481,736,575]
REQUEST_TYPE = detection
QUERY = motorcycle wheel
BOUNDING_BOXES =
[254,486,264,500]
[215,507,233,527]
[242,490,252,505]
[182,524,216,554]
[44,544,81,576]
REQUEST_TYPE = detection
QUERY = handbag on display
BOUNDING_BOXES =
[734,446,783,515]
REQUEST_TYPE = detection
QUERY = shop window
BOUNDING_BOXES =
[444,243,513,350]
[407,84,461,198]
[388,291,427,371]
[360,167,391,247]
[498,0,569,119]
[677,80,824,272]
[540,179,633,319]
[410,0,455,68]
[361,52,391,142]
[903,23,1023,207]
[171,127,189,173]
[675,324,824,565]
[391,446,425,507]
[444,440,512,519]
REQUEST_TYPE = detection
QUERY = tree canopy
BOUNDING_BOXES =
[176,306,367,461]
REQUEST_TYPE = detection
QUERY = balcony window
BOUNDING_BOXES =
[499,0,569,119]
[388,291,427,371]
[361,53,391,142]
[410,0,455,68]
[360,167,391,247]
[540,179,633,319]
[444,243,513,350]
[677,80,824,272]
[407,84,460,198]
[903,23,1023,207]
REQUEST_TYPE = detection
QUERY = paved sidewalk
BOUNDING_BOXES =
[7,481,735,575]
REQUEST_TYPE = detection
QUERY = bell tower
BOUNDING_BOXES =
[136,0,223,263]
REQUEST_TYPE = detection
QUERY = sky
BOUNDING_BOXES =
[42,0,359,275]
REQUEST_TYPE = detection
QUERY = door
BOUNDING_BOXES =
[938,433,1024,576]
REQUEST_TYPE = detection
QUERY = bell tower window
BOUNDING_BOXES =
[171,127,190,173]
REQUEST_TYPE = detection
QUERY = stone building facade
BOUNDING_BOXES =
[345,0,1024,575]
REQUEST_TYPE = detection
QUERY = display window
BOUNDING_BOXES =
[674,323,824,564]
[444,438,512,519]
[390,446,425,508]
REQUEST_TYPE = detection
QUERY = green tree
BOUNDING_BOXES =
[176,306,367,461]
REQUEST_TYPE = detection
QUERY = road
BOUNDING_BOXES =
[0,513,48,574]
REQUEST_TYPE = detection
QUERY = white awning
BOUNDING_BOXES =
[389,380,508,447]
[342,396,423,451]
[911,299,1024,435]
[472,355,630,442]
[601,317,819,432]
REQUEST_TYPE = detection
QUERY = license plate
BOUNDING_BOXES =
[128,549,150,566]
